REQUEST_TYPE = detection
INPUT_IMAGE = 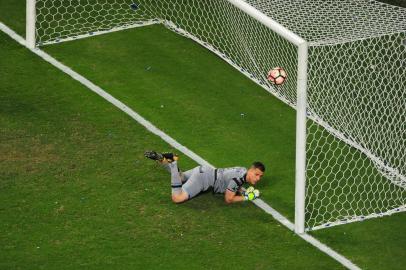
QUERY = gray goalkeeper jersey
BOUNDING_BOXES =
[213,167,247,193]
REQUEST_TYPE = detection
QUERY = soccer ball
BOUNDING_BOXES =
[267,67,287,85]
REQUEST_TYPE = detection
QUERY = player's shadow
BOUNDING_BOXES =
[181,189,228,210]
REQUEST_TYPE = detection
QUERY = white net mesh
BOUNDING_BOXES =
[245,0,406,45]
[34,0,406,230]
[36,0,156,45]
[305,32,406,230]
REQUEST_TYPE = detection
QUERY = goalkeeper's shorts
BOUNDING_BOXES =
[182,165,215,199]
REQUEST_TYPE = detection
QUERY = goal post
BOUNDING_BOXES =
[225,0,309,235]
[25,0,405,232]
[26,0,36,49]
[295,43,309,234]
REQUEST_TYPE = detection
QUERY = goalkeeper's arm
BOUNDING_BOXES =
[224,189,245,203]
[224,188,260,204]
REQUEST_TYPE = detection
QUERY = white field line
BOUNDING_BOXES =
[0,21,360,270]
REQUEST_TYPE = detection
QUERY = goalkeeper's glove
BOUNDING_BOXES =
[243,187,260,201]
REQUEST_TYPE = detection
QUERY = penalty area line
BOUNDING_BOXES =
[0,21,360,270]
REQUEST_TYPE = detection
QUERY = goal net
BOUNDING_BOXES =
[30,0,406,231]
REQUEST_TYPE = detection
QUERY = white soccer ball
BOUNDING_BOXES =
[267,67,287,85]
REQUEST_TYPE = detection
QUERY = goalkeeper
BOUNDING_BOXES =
[144,151,264,203]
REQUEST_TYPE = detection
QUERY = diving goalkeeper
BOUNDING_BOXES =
[144,151,265,203]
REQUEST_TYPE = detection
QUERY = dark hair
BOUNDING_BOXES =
[251,161,265,172]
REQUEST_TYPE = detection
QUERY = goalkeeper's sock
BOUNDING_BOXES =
[162,163,186,182]
[169,161,182,195]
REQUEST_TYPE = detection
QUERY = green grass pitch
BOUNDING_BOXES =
[1,1,405,269]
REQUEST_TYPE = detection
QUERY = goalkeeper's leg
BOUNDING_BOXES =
[169,162,208,203]
[168,161,189,203]
[144,150,197,203]
[161,162,192,183]
[145,150,190,183]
